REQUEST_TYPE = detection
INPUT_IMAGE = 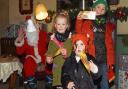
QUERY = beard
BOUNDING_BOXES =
[26,31,39,46]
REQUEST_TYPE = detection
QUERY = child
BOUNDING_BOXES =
[61,34,99,89]
[75,0,116,89]
[46,11,72,89]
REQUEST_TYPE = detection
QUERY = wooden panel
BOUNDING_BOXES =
[0,38,16,56]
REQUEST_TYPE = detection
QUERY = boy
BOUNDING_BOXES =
[61,34,99,89]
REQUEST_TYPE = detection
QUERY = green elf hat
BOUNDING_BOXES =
[92,0,108,11]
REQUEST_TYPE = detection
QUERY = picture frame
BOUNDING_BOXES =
[19,0,33,14]
[57,0,81,10]
[108,0,119,5]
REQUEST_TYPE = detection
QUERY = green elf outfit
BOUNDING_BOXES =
[46,32,72,87]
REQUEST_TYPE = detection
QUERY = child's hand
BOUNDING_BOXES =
[67,82,75,89]
[60,48,67,58]
[89,60,98,73]
[68,32,72,38]
[46,56,53,64]
[50,33,55,40]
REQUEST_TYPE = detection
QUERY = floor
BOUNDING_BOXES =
[0,76,115,89]
[0,76,45,89]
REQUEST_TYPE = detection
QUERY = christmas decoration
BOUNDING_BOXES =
[45,10,55,23]
[43,7,128,23]
[43,8,80,23]
[107,7,128,22]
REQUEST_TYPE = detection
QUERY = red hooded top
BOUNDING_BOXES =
[75,19,116,66]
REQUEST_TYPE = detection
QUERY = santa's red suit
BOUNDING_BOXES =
[15,29,52,77]
[15,17,52,89]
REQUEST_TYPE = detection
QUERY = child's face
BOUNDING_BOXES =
[74,40,86,56]
[55,17,68,34]
[94,4,106,16]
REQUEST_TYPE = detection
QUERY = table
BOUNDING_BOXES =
[0,56,23,89]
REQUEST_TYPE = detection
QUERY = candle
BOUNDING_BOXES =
[82,0,85,10]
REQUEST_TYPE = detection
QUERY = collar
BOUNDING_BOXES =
[75,56,80,63]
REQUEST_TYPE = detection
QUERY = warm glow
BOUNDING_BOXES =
[35,3,48,20]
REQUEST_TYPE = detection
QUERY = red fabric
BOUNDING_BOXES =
[25,15,31,21]
[108,68,115,83]
[16,29,52,77]
[23,57,37,77]
[75,19,116,66]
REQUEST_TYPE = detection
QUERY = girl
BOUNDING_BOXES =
[46,11,72,89]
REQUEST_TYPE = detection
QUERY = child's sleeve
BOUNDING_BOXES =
[64,38,72,57]
[75,19,84,33]
[46,40,59,57]
[87,53,101,79]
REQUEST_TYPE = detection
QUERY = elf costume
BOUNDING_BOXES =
[46,31,72,88]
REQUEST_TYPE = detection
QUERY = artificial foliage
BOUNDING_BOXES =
[44,9,80,23]
[108,7,128,22]
[44,7,128,23]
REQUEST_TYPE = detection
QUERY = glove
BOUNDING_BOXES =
[36,62,45,72]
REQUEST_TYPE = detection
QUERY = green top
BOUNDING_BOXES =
[46,38,72,86]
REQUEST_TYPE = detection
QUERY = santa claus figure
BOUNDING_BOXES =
[15,16,51,89]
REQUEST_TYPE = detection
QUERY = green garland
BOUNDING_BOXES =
[44,7,128,23]
[44,9,80,23]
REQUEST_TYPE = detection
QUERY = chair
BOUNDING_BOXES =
[0,37,16,56]
[0,37,17,89]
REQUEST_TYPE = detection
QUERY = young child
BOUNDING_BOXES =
[46,11,72,89]
[75,0,116,89]
[61,34,99,89]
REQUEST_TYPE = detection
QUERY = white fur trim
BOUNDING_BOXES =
[26,55,41,64]
[75,56,80,63]
[15,39,24,47]
[27,19,36,32]
[35,55,41,63]
[34,46,41,63]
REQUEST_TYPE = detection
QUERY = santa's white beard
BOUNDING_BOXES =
[26,31,39,46]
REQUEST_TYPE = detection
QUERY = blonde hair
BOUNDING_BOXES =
[52,11,70,32]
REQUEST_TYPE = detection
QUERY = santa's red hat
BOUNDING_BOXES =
[72,34,89,48]
[25,15,31,21]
